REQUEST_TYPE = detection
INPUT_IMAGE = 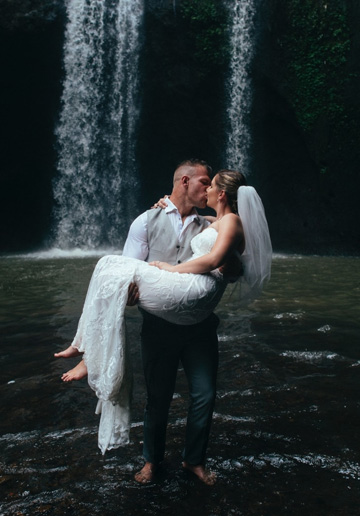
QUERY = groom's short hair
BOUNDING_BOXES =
[176,158,212,177]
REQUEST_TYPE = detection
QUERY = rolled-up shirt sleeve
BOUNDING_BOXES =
[122,212,149,260]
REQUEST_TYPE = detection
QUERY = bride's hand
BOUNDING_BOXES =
[149,260,175,272]
[151,195,169,209]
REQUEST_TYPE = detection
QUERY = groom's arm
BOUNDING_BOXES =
[122,212,149,260]
[123,212,149,306]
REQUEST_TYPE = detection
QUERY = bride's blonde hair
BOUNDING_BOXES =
[215,169,247,213]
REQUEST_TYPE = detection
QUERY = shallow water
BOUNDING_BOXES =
[0,254,360,515]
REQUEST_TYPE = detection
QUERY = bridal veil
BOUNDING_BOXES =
[236,185,272,303]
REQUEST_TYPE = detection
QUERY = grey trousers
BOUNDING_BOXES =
[140,311,219,465]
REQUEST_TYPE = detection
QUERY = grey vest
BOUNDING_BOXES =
[146,208,208,265]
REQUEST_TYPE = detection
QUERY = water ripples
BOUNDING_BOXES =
[1,255,360,514]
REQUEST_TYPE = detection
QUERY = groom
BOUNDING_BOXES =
[123,159,219,485]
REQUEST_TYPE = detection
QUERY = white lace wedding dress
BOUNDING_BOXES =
[71,227,227,453]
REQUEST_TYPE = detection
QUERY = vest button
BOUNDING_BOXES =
[177,260,181,263]
[176,245,180,249]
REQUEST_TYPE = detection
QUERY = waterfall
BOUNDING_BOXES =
[225,0,256,174]
[53,0,144,250]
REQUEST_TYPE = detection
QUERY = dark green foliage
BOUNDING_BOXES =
[281,0,352,133]
[180,0,230,69]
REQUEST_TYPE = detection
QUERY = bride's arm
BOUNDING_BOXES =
[151,214,244,275]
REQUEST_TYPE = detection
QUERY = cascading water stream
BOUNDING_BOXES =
[225,0,256,174]
[53,0,144,250]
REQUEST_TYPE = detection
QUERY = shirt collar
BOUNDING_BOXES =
[165,198,200,222]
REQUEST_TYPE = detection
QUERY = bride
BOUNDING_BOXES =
[56,169,272,454]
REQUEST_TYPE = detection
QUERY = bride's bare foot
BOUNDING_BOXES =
[54,345,82,359]
[182,462,217,486]
[61,360,88,382]
[134,462,157,484]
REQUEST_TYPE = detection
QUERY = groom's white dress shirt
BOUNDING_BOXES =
[122,198,205,260]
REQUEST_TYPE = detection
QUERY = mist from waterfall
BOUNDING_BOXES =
[225,0,256,174]
[53,0,144,250]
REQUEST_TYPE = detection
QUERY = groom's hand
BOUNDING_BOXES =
[127,282,139,306]
[149,261,175,272]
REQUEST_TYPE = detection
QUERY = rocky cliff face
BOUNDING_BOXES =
[0,0,65,250]
[251,0,360,254]
[0,0,358,253]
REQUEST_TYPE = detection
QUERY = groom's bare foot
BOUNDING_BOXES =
[54,345,82,358]
[182,462,217,486]
[134,462,157,484]
[61,360,87,382]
